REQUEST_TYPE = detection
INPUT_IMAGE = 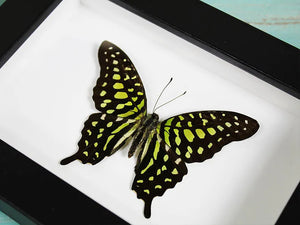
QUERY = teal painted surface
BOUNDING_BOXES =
[0,0,299,224]
[0,211,19,225]
[202,0,300,48]
[0,0,6,7]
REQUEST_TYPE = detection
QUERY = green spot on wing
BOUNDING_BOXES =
[153,140,160,160]
[114,92,128,99]
[183,129,194,142]
[111,123,129,134]
[163,154,169,162]
[165,117,174,126]
[207,128,216,135]
[171,168,178,175]
[113,83,124,89]
[103,135,114,150]
[157,169,161,175]
[113,74,121,80]
[141,158,154,174]
[196,129,205,139]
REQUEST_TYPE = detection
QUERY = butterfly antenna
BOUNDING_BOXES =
[152,77,173,113]
[154,91,186,113]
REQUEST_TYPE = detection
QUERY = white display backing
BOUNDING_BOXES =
[0,1,299,224]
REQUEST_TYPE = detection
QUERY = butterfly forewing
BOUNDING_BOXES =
[61,41,148,165]
[159,111,259,163]
[60,113,139,165]
[132,131,187,218]
[93,41,147,119]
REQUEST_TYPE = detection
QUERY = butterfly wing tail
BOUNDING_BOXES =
[60,154,78,165]
[144,198,153,219]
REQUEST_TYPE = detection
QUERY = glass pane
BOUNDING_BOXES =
[201,0,300,48]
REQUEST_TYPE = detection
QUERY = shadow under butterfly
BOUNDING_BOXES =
[60,41,259,218]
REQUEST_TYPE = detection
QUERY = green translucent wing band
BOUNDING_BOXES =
[132,131,187,218]
[159,111,259,163]
[93,41,147,119]
[60,113,139,165]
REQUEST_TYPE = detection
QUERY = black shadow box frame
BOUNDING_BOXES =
[0,0,298,224]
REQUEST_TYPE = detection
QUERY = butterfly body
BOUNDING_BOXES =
[129,113,159,159]
[61,41,259,218]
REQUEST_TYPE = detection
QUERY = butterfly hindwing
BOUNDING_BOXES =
[159,111,259,163]
[60,113,139,165]
[132,130,187,218]
[93,41,147,119]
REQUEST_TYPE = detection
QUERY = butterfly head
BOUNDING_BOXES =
[144,113,159,129]
[150,113,159,122]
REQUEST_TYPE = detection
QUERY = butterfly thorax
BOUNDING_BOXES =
[129,113,159,164]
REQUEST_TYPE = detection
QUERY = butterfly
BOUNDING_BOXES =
[60,41,259,218]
